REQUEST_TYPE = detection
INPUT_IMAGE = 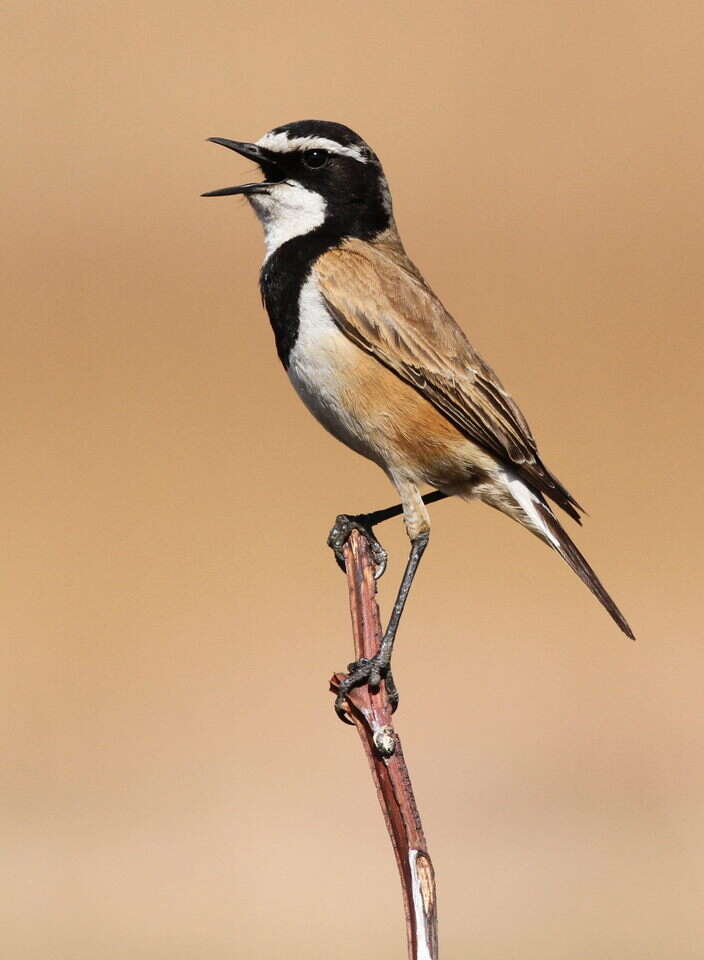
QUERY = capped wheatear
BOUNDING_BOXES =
[203,119,634,720]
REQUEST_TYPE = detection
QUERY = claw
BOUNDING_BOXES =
[335,694,356,725]
[333,654,398,724]
[327,514,388,579]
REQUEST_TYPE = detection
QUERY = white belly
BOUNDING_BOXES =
[287,274,381,463]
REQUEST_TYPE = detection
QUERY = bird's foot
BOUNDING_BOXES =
[334,655,399,724]
[327,513,388,580]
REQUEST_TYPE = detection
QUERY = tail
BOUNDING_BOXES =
[492,472,635,639]
[533,495,635,640]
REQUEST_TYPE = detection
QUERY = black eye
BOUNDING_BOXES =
[302,149,329,169]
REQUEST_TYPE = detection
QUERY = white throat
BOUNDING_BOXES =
[249,181,327,260]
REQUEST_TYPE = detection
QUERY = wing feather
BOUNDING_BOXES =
[315,238,582,520]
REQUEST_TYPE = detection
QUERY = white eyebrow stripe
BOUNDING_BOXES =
[256,131,368,163]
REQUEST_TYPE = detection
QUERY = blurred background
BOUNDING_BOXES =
[2,1,703,957]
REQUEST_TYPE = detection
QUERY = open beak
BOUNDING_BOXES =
[201,137,282,197]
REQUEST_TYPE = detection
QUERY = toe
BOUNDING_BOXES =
[385,672,399,713]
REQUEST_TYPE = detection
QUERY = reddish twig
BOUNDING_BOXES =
[330,529,438,960]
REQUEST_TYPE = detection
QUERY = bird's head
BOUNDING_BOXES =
[202,120,393,256]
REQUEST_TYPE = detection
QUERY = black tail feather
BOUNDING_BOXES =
[536,498,635,640]
[528,461,584,525]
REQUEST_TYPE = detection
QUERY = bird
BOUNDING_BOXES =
[203,119,634,720]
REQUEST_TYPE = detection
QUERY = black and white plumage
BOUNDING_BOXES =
[203,119,634,673]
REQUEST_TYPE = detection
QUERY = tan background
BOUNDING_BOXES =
[2,1,703,957]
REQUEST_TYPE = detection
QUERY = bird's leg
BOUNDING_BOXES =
[334,477,433,723]
[334,532,429,723]
[326,490,447,580]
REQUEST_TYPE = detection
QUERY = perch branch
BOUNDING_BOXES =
[330,529,438,960]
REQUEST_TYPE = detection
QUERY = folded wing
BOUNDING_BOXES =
[315,237,582,522]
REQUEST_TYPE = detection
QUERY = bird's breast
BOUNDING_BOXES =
[287,274,383,462]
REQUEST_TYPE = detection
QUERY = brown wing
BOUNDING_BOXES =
[315,237,582,521]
